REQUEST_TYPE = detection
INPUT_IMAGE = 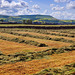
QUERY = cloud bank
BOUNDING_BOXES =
[0,0,75,20]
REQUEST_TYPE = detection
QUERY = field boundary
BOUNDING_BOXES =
[0,26,75,29]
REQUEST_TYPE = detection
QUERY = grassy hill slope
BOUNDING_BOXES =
[0,15,75,24]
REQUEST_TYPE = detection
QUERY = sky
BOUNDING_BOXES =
[0,0,75,20]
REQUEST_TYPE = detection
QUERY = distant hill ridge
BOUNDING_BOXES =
[0,15,75,24]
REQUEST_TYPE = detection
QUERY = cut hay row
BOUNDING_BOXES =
[0,28,75,75]
[1,28,75,34]
[14,31,75,42]
[34,63,75,75]
[0,39,49,55]
[7,28,75,38]
[0,50,75,75]
[0,35,47,47]
[10,28,75,35]
[51,29,75,34]
[0,32,71,48]
[1,28,75,36]
[41,31,75,38]
[0,44,75,65]
[1,31,75,44]
[18,29,75,38]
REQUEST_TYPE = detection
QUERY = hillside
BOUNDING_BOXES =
[0,15,62,23]
[0,15,75,24]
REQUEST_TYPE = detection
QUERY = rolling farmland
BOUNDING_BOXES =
[0,25,75,75]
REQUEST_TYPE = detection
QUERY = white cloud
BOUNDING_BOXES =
[15,8,30,15]
[50,11,75,20]
[42,10,48,15]
[0,9,7,15]
[54,0,71,3]
[54,0,60,3]
[1,0,28,8]
[15,8,39,15]
[0,0,74,20]
[30,1,32,2]
[0,0,41,16]
[0,0,29,15]
[50,4,54,7]
[32,4,40,9]
[52,6,64,10]
[51,11,62,18]
[21,1,28,7]
[30,9,39,15]
[5,0,12,3]
[66,1,75,9]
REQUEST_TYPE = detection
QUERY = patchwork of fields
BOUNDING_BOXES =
[0,26,75,75]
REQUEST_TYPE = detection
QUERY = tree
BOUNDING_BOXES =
[26,19,32,24]
[0,19,4,22]
[23,20,26,24]
[23,19,32,24]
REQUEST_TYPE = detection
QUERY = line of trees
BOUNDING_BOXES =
[0,19,4,22]
[23,19,32,24]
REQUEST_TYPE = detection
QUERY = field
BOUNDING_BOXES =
[0,24,75,27]
[0,24,75,75]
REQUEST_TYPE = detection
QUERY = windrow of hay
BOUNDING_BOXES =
[0,44,75,65]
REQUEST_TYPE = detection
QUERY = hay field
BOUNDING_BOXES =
[0,28,75,75]
[0,51,75,75]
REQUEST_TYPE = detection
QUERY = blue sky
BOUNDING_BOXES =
[0,0,75,20]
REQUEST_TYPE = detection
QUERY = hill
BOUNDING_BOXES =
[0,15,75,24]
[0,15,62,23]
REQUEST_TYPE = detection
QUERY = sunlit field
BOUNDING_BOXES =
[0,25,75,75]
